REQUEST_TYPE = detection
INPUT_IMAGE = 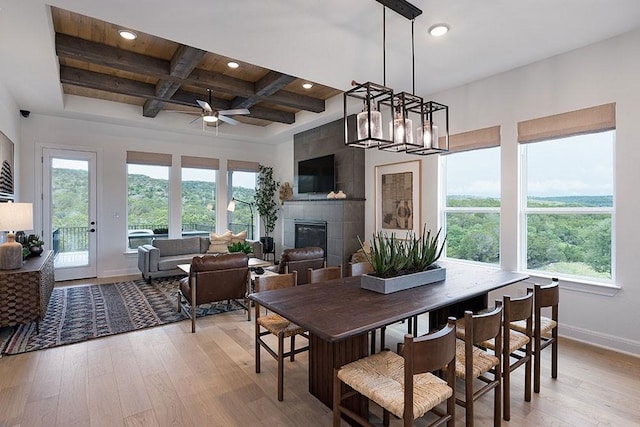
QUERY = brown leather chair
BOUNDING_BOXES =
[277,246,325,285]
[178,253,250,333]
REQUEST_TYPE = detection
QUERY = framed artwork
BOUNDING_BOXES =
[374,160,421,238]
[0,131,15,202]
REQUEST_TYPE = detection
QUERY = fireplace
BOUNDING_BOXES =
[295,220,327,258]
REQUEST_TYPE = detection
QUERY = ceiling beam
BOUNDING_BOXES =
[143,45,207,118]
[231,71,296,109]
[55,33,326,115]
[56,34,254,97]
[60,66,295,124]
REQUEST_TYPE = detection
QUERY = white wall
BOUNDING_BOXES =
[18,114,278,278]
[362,28,640,354]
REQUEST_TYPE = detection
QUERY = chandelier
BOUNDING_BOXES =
[344,0,449,155]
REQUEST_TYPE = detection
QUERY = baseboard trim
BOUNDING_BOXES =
[561,323,640,357]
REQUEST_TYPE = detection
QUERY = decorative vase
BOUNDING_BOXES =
[360,266,446,294]
[327,191,336,199]
[29,246,44,257]
[260,236,275,254]
[335,190,347,199]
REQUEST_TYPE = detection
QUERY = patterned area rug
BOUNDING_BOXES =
[1,276,242,356]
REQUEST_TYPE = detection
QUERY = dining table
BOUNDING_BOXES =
[248,260,528,422]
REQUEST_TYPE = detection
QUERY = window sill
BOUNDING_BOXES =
[521,270,620,297]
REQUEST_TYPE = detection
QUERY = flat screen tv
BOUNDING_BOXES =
[298,154,335,194]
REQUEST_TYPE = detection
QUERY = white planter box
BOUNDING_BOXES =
[360,266,446,294]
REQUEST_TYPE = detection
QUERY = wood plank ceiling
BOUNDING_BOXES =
[51,7,341,127]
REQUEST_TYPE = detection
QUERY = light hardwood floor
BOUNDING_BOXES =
[1,278,639,426]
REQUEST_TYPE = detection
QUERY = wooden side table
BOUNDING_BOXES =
[0,250,55,332]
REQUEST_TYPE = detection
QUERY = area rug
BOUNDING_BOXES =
[1,276,242,356]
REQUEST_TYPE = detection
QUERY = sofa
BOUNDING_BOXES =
[137,232,262,283]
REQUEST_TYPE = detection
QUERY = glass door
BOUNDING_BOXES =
[42,149,97,281]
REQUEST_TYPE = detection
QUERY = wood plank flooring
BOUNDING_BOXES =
[1,277,639,426]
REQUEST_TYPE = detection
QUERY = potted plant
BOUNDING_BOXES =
[227,241,253,255]
[255,165,279,255]
[359,225,447,294]
[27,234,45,257]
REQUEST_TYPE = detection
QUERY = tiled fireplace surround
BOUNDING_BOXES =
[281,116,365,277]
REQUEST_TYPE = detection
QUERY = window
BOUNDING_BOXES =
[181,156,218,238]
[441,125,501,264]
[227,160,259,240]
[126,151,171,249]
[443,147,501,264]
[521,131,614,281]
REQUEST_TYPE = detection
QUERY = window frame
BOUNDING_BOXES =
[441,145,501,266]
[518,133,615,285]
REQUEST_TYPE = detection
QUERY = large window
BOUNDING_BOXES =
[181,156,218,238]
[521,131,614,280]
[443,147,501,264]
[126,151,171,249]
[227,160,259,240]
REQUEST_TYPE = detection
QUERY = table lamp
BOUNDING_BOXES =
[0,202,34,269]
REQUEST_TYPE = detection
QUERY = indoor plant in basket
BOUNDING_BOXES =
[359,225,446,294]
[255,165,279,255]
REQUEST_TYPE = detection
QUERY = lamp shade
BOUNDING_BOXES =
[0,202,33,232]
[227,200,236,212]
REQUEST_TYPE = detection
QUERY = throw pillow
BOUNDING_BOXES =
[207,230,232,253]
[229,230,247,244]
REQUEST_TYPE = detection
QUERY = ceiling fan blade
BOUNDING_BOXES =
[217,108,250,116]
[217,114,240,125]
[196,100,212,112]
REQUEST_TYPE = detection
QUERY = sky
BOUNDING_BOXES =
[445,131,614,198]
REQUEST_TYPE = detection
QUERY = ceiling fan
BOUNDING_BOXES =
[193,88,250,126]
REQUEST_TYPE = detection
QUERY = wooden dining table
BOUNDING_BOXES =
[248,260,528,417]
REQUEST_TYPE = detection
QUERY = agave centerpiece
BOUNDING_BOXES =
[359,225,447,294]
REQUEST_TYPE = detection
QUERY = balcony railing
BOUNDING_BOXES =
[53,224,216,253]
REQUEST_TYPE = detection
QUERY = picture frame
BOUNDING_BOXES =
[374,159,421,238]
[0,130,15,202]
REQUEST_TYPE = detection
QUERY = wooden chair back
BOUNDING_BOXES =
[308,265,342,283]
[348,261,374,277]
[254,272,298,319]
[465,302,503,345]
[403,317,457,426]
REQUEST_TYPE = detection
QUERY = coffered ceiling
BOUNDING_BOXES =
[51,7,340,128]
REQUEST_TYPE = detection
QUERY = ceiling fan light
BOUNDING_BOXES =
[118,29,137,40]
[203,115,218,123]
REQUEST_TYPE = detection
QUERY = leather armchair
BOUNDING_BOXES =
[178,253,250,332]
[276,247,325,285]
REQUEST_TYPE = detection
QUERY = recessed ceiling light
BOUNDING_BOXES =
[227,61,239,69]
[302,82,313,89]
[118,29,137,40]
[428,24,450,37]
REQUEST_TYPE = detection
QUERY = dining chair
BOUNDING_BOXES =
[458,294,533,420]
[510,279,559,393]
[254,271,309,401]
[455,304,503,427]
[333,318,457,427]
[348,261,374,277]
[308,265,342,283]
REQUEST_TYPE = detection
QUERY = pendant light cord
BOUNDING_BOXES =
[383,6,386,86]
[411,19,415,94]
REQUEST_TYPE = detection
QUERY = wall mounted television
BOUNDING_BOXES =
[298,154,335,194]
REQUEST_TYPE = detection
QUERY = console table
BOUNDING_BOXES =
[0,250,54,331]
